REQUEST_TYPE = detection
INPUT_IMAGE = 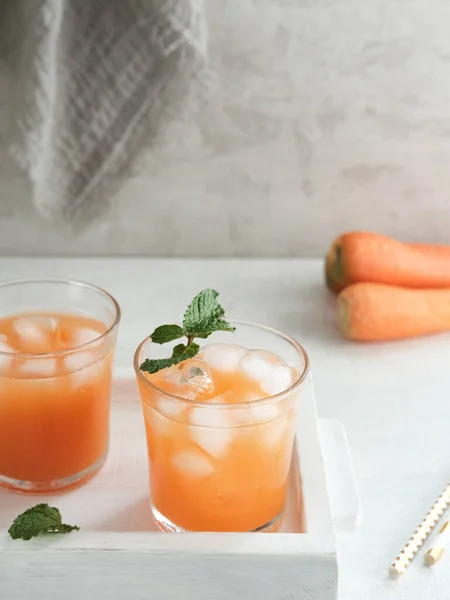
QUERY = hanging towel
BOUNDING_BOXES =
[0,0,208,224]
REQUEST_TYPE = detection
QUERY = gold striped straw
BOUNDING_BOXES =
[389,482,450,577]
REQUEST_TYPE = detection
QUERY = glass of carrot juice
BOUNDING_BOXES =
[134,321,309,533]
[0,279,120,493]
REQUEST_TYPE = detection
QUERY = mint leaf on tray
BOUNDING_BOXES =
[8,503,80,541]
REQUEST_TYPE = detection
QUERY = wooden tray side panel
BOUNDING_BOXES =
[1,550,338,600]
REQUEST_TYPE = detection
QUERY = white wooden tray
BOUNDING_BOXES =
[0,372,359,600]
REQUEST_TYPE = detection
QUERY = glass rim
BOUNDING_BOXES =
[133,319,310,409]
[0,277,121,358]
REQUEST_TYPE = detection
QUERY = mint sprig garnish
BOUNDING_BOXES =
[140,289,235,374]
[8,503,80,540]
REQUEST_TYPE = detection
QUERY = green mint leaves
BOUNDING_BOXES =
[183,289,235,338]
[8,504,80,541]
[140,289,235,374]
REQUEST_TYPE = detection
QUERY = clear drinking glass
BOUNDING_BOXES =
[0,279,120,492]
[134,321,309,533]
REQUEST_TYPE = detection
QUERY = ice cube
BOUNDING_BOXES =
[260,416,290,447]
[0,340,14,353]
[233,399,282,427]
[190,428,234,458]
[20,358,57,378]
[65,352,105,388]
[143,404,172,436]
[199,343,247,372]
[156,397,186,420]
[189,407,234,458]
[0,340,15,370]
[190,405,234,428]
[163,359,214,400]
[260,365,294,395]
[65,351,97,372]
[239,350,275,381]
[240,350,294,396]
[71,327,101,347]
[207,391,236,404]
[13,316,57,352]
[249,403,282,424]
[171,451,214,477]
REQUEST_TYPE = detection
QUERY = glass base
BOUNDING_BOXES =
[151,503,284,533]
[0,452,107,494]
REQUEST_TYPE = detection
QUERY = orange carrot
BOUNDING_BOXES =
[338,283,450,342]
[325,232,450,294]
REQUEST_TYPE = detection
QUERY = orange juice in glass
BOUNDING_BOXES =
[134,316,309,533]
[0,279,120,492]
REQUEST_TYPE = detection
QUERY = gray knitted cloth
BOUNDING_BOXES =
[0,0,208,224]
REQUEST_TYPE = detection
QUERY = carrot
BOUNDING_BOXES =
[325,232,450,294]
[338,283,450,342]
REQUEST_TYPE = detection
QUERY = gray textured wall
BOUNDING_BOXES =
[1,0,449,257]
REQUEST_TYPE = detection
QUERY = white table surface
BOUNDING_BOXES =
[1,256,449,600]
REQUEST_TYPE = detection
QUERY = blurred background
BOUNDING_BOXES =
[0,0,449,257]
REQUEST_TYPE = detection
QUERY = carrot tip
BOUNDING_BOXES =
[325,238,346,294]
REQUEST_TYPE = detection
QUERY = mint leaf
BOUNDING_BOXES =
[140,342,200,374]
[151,324,184,344]
[171,343,200,361]
[8,504,80,540]
[140,357,178,374]
[172,343,188,357]
[183,289,235,338]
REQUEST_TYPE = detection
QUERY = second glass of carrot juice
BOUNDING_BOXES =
[134,290,309,533]
[0,279,120,493]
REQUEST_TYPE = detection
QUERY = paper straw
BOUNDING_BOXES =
[389,482,450,577]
